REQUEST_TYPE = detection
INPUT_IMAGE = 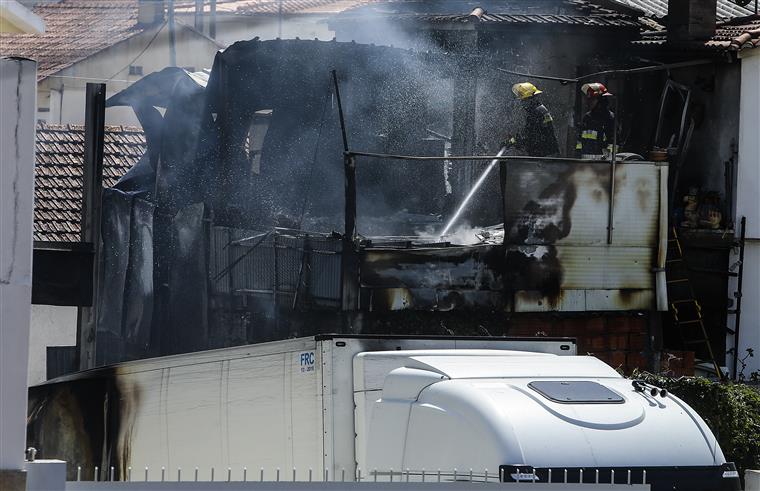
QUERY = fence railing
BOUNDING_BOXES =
[67,466,651,489]
[67,483,650,491]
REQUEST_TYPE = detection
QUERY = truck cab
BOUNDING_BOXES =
[354,350,740,490]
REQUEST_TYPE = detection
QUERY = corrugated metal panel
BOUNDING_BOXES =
[503,161,661,247]
[514,289,653,312]
[557,246,653,288]
[502,159,665,312]
[209,227,342,304]
[302,234,343,301]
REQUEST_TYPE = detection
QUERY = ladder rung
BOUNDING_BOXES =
[667,279,690,284]
[671,299,697,304]
[689,267,738,277]
[677,319,703,326]
[684,339,708,345]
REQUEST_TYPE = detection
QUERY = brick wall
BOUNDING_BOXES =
[506,314,696,376]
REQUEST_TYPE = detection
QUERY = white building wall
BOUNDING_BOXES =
[27,305,78,386]
[176,13,335,48]
[733,49,760,377]
[0,56,36,474]
[39,22,221,125]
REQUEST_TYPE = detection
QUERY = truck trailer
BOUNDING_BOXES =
[27,335,739,490]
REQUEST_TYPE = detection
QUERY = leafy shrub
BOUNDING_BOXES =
[631,371,760,479]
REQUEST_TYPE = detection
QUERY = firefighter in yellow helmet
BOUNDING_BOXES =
[575,82,615,159]
[505,82,560,157]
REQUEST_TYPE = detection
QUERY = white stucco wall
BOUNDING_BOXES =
[38,22,221,125]
[176,13,335,48]
[0,56,36,472]
[27,305,78,386]
[732,48,760,378]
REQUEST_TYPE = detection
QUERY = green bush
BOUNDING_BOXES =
[631,371,760,478]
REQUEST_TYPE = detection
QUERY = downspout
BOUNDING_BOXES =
[57,84,63,124]
[656,163,669,311]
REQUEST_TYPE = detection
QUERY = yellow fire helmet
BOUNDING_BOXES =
[512,82,543,100]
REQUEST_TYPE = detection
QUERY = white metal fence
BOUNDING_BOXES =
[67,483,649,491]
[65,466,651,490]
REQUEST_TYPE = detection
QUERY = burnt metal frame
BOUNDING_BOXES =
[339,149,633,313]
[494,59,715,84]
[607,97,619,244]
[342,151,661,242]
[333,63,674,310]
[731,216,747,380]
[332,70,360,314]
[653,79,696,217]
[654,79,692,152]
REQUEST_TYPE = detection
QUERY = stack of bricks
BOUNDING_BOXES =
[507,315,695,376]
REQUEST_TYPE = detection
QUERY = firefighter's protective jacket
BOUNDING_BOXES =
[576,107,615,157]
[509,101,560,157]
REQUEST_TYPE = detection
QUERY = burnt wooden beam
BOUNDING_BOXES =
[77,83,106,370]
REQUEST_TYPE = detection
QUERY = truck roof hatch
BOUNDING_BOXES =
[528,381,625,404]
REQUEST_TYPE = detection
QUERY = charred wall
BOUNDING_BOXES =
[91,38,668,367]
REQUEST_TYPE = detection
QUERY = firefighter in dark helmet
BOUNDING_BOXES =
[505,82,560,157]
[576,82,615,159]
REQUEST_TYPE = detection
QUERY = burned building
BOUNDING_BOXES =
[37,0,753,382]
[73,29,667,377]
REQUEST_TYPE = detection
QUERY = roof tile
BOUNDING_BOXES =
[0,0,149,80]
[34,122,145,243]
[611,0,754,21]
[175,0,377,15]
[638,14,760,51]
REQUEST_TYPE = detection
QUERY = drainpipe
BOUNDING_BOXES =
[656,163,669,312]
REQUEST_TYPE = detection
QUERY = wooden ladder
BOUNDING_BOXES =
[665,227,724,379]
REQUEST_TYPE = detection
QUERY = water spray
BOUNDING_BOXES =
[439,145,509,237]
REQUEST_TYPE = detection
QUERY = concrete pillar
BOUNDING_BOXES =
[733,49,760,377]
[0,56,37,490]
[25,460,66,491]
[667,0,717,42]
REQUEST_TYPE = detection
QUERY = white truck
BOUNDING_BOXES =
[27,335,739,490]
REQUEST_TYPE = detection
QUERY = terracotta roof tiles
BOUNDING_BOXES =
[638,14,760,51]
[175,0,377,15]
[35,123,145,243]
[0,0,148,80]
[611,0,754,21]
